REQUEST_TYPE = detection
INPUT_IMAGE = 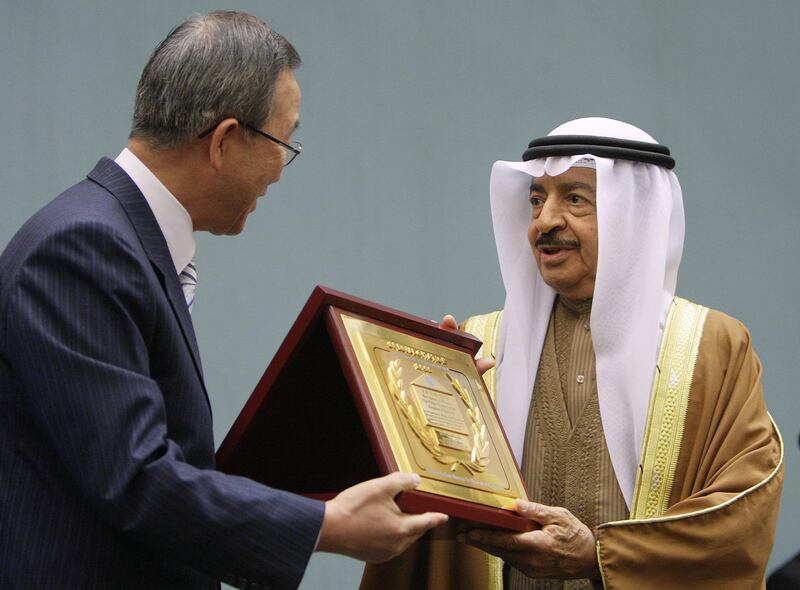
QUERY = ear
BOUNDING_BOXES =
[206,118,240,172]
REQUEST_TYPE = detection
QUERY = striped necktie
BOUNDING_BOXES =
[179,260,197,313]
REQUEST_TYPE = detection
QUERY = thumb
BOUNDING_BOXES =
[375,472,422,496]
[475,357,495,375]
[439,314,458,330]
[515,500,561,525]
[401,511,449,536]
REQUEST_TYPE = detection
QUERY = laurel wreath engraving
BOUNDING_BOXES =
[387,360,490,474]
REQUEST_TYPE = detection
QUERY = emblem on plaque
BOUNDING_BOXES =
[387,361,490,474]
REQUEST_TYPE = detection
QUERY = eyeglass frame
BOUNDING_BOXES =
[197,119,302,167]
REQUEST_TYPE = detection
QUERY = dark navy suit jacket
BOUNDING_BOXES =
[0,159,324,589]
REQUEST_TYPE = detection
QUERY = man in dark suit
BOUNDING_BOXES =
[0,11,447,590]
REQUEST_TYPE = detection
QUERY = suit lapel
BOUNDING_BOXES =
[87,158,210,408]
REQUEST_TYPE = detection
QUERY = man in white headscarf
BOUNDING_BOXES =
[361,117,783,589]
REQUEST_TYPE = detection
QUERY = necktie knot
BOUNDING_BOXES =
[179,260,197,313]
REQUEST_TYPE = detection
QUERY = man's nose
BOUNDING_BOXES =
[535,201,566,234]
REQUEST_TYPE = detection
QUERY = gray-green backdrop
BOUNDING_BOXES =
[2,1,798,587]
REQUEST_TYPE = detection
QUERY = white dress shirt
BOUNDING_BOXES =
[114,148,195,276]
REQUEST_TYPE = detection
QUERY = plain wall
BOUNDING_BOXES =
[1,1,798,587]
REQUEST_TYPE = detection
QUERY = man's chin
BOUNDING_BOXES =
[225,221,247,236]
[540,275,595,300]
[208,217,248,236]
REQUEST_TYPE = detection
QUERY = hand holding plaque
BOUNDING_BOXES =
[318,472,449,562]
[216,286,532,531]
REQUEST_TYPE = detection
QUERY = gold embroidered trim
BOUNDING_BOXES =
[462,310,504,590]
[488,549,504,590]
[462,310,502,403]
[630,297,709,519]
[596,539,607,589]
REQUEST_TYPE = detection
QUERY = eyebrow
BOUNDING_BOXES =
[560,181,594,192]
[292,120,300,132]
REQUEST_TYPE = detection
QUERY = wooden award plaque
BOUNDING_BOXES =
[216,285,533,531]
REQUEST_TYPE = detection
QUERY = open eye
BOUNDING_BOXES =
[529,195,544,207]
[567,194,584,205]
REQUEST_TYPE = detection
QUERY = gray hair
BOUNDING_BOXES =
[130,11,300,149]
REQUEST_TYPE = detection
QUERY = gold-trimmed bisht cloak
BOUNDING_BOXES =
[360,299,783,590]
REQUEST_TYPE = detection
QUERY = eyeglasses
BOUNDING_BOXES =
[198,119,302,167]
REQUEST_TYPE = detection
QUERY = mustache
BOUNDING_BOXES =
[535,231,581,249]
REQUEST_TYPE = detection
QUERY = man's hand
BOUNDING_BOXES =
[458,500,599,579]
[439,314,459,331]
[439,314,495,375]
[317,472,448,563]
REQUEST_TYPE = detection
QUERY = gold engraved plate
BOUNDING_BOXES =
[435,429,471,453]
[414,383,470,434]
[340,313,528,510]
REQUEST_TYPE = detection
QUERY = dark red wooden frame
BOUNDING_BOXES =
[216,285,532,531]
